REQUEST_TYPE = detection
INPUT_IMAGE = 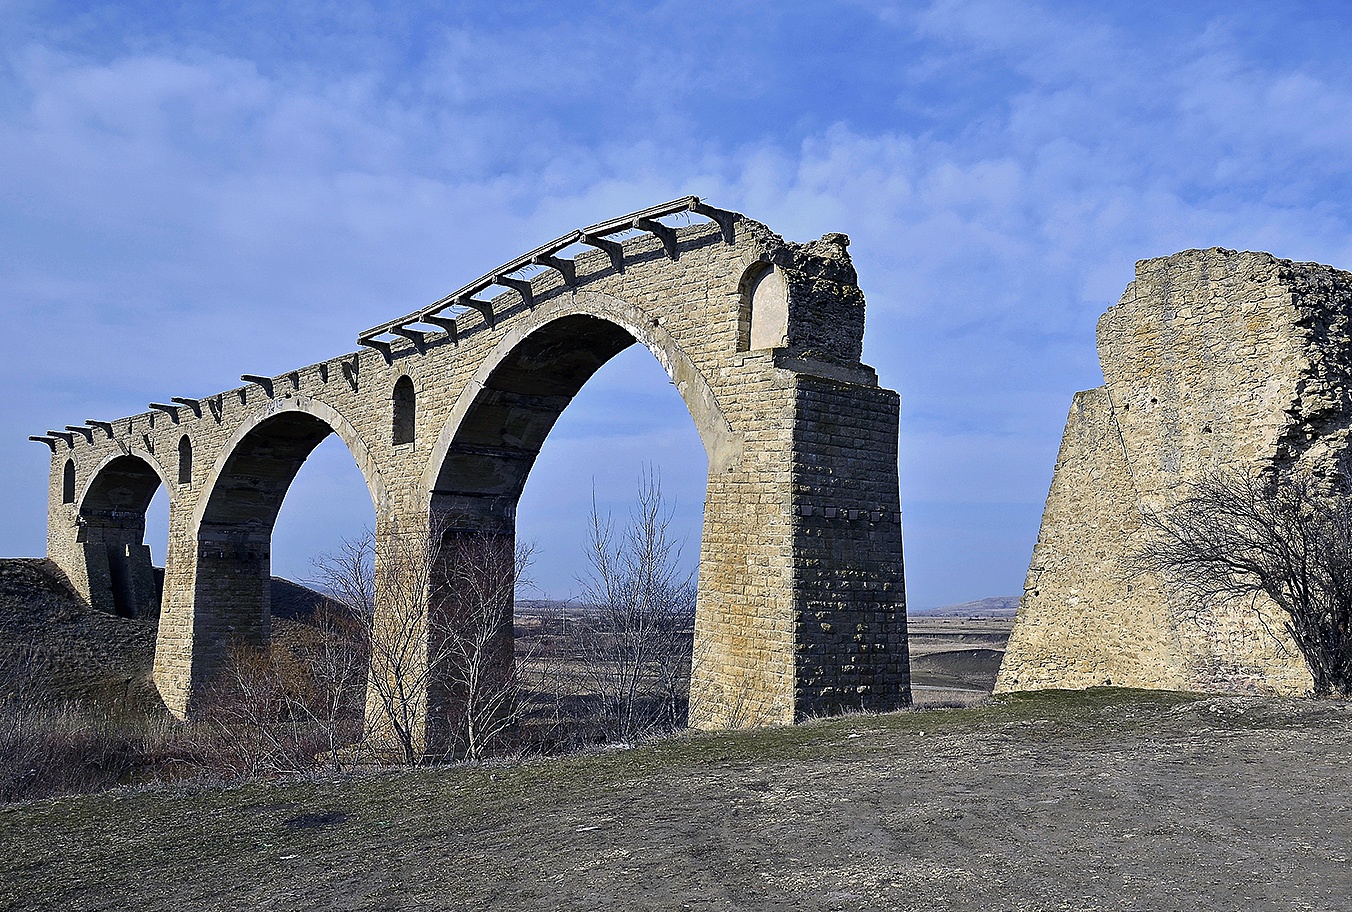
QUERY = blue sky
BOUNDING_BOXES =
[4,1,1352,607]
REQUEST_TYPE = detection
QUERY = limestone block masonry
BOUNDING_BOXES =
[998,248,1352,696]
[34,198,911,751]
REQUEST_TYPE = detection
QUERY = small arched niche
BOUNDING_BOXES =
[177,435,193,485]
[742,263,789,352]
[393,375,415,445]
[62,459,76,504]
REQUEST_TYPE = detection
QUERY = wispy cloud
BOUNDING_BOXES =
[5,1,1352,605]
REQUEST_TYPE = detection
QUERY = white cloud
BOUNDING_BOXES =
[5,1,1352,607]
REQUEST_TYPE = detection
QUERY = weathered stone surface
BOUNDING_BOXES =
[999,247,1352,696]
[40,203,911,748]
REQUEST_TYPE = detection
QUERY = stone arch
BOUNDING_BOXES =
[423,290,740,506]
[415,292,744,737]
[183,398,386,682]
[75,449,172,619]
[43,199,910,739]
[78,449,170,517]
[193,398,387,531]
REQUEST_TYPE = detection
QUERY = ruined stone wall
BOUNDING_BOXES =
[999,248,1352,696]
[39,205,910,744]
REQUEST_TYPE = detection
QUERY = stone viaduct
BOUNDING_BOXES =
[33,197,910,750]
[998,248,1352,697]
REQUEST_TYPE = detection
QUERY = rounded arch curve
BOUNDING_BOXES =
[422,290,742,511]
[76,448,172,620]
[187,397,387,675]
[77,447,173,516]
[194,397,388,533]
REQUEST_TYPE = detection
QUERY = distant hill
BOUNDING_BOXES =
[909,596,1019,617]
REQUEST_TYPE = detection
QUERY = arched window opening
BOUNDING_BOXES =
[178,435,193,485]
[62,459,75,504]
[393,375,415,445]
[742,264,789,351]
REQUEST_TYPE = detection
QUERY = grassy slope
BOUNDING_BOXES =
[4,688,1351,912]
[0,560,159,711]
[0,559,336,713]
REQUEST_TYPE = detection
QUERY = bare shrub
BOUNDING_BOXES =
[576,470,696,742]
[184,634,365,778]
[0,624,368,802]
[311,521,536,763]
[314,525,430,765]
[1132,468,1352,697]
[433,533,535,760]
[278,604,370,766]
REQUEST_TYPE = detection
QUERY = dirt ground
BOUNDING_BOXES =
[4,688,1351,911]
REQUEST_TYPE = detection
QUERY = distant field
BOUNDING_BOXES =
[516,598,1016,711]
[907,614,1013,706]
[908,595,1019,617]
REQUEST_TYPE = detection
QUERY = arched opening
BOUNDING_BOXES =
[433,314,709,749]
[392,375,415,445]
[144,484,170,607]
[742,262,789,351]
[193,410,376,696]
[177,435,192,485]
[62,459,75,503]
[79,454,165,619]
[270,435,377,587]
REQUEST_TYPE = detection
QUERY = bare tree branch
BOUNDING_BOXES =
[1131,469,1352,697]
[576,469,696,742]
[311,519,535,763]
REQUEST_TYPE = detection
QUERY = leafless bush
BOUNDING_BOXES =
[313,524,431,764]
[311,520,536,763]
[0,627,369,802]
[186,638,366,778]
[575,470,696,742]
[287,603,370,764]
[1132,468,1352,697]
[434,532,535,760]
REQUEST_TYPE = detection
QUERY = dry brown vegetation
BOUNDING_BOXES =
[0,541,1014,805]
[0,550,708,802]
